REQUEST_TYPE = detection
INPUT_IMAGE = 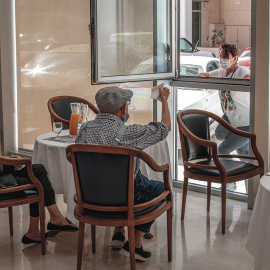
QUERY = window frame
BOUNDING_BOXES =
[90,0,176,84]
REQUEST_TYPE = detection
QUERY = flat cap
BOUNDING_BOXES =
[95,86,133,113]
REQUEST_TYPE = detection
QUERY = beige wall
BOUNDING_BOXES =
[201,0,251,53]
[16,0,154,150]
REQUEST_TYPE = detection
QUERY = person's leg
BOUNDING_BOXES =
[120,172,164,261]
[16,165,76,242]
[218,127,249,191]
[217,132,249,156]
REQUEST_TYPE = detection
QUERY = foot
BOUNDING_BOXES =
[47,222,78,232]
[143,233,153,239]
[110,232,125,249]
[120,241,151,262]
[22,233,48,244]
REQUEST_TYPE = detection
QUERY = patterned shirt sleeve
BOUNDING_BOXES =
[121,121,169,150]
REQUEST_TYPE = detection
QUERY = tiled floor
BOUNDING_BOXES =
[0,189,254,270]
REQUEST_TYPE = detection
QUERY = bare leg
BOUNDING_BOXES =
[114,226,125,235]
[46,204,69,226]
[134,229,145,248]
[25,216,41,241]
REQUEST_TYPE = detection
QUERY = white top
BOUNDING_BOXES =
[209,66,250,128]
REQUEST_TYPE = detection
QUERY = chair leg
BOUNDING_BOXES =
[8,207,13,236]
[128,226,136,270]
[91,225,96,254]
[167,207,172,262]
[39,202,46,255]
[221,183,226,234]
[77,222,85,270]
[181,177,188,221]
[207,182,211,212]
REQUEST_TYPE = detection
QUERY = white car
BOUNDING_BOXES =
[180,55,220,76]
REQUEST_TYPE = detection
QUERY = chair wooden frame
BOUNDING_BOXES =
[0,156,46,254]
[177,109,264,234]
[47,95,99,128]
[66,144,173,270]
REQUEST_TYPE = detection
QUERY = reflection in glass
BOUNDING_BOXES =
[97,0,172,77]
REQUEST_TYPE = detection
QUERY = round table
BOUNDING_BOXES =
[32,130,171,226]
[246,174,270,270]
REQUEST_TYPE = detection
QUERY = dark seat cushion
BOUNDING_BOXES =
[83,200,165,219]
[189,160,259,177]
[0,189,38,201]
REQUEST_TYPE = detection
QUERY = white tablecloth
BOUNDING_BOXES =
[246,174,270,270]
[32,130,171,226]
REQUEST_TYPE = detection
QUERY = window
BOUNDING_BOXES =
[180,38,194,53]
[91,0,174,84]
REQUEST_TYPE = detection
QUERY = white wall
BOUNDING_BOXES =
[0,0,18,154]
[180,0,192,41]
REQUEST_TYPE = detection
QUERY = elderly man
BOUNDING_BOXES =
[76,86,171,261]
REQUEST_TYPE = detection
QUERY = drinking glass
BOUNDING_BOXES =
[53,122,63,139]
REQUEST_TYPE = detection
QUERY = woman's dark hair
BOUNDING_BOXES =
[220,43,239,58]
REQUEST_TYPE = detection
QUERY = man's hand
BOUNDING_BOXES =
[159,87,170,102]
[10,155,24,170]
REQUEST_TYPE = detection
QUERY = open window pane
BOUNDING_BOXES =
[91,0,174,84]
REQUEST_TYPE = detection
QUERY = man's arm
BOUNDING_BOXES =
[159,87,171,131]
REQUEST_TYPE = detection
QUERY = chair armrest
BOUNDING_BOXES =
[138,151,172,199]
[0,156,32,166]
[179,124,217,148]
[138,151,169,173]
[0,156,44,199]
[210,112,254,139]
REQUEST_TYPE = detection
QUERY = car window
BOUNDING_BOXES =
[180,64,202,76]
[240,51,251,58]
[207,61,219,72]
[180,38,194,53]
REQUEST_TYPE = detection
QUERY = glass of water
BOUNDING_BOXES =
[53,122,63,139]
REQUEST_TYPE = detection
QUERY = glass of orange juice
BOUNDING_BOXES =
[69,103,80,137]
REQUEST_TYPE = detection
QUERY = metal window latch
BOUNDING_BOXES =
[88,23,95,36]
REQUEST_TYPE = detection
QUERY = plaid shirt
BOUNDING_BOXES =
[75,113,169,176]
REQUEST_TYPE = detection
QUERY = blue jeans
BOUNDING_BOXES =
[217,126,249,156]
[134,171,165,233]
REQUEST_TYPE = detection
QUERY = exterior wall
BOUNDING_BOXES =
[201,0,220,47]
[201,0,251,53]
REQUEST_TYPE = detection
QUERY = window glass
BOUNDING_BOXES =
[207,61,219,72]
[180,0,251,79]
[92,0,173,83]
[16,0,153,150]
[180,38,194,53]
[177,87,250,194]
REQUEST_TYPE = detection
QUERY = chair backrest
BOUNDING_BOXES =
[177,110,211,161]
[48,96,99,130]
[67,144,142,209]
[75,151,130,206]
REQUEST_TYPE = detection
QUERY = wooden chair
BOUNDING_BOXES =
[177,109,264,234]
[66,144,173,270]
[0,156,46,254]
[47,96,99,129]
